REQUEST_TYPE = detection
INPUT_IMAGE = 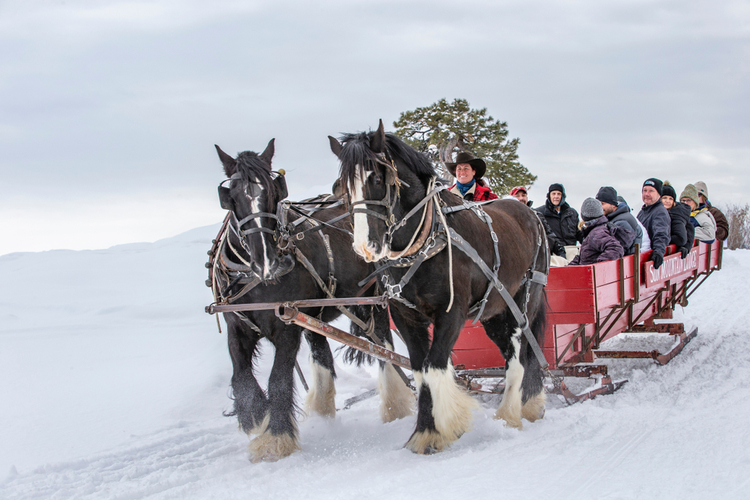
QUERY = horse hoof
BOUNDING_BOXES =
[404,429,450,454]
[248,431,301,463]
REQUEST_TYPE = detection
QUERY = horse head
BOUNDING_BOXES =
[215,139,289,280]
[330,120,435,262]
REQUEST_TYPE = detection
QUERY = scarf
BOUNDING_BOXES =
[455,179,475,196]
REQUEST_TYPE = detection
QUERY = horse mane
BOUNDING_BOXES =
[337,131,436,190]
[234,151,277,200]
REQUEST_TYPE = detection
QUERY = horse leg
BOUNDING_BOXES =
[404,310,478,454]
[248,324,302,463]
[520,297,547,423]
[226,315,268,434]
[482,313,525,429]
[303,330,336,418]
[372,306,414,422]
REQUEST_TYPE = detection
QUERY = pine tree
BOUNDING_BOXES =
[392,98,536,195]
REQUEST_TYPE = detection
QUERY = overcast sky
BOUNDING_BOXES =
[1,0,748,255]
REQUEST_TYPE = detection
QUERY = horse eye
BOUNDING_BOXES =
[373,175,382,186]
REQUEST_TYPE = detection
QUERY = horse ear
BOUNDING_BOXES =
[215,145,237,177]
[329,136,342,158]
[260,138,275,166]
[370,119,386,153]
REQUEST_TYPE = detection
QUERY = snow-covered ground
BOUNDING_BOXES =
[1,227,749,499]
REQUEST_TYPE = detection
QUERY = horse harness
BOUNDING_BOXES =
[354,166,551,371]
[208,193,383,344]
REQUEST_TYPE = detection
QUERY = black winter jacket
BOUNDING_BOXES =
[606,203,641,255]
[536,199,582,247]
[637,200,671,258]
[667,202,694,254]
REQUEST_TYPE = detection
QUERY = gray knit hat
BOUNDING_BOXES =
[680,184,701,206]
[581,197,604,221]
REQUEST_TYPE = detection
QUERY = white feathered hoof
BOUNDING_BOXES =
[495,405,523,429]
[303,361,336,418]
[404,429,453,455]
[521,392,546,422]
[378,362,415,423]
[248,431,301,463]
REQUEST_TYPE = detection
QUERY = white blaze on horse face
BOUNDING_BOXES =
[350,168,386,262]
[248,185,273,279]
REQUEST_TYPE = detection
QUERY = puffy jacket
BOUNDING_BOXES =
[667,202,692,252]
[449,181,498,202]
[706,203,728,241]
[569,216,625,266]
[606,203,640,255]
[536,198,582,247]
[536,212,566,257]
[691,205,717,242]
[637,200,671,258]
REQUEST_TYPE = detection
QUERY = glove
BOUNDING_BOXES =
[554,242,566,257]
[680,246,689,259]
[652,252,664,269]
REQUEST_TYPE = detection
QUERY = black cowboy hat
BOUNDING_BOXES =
[445,151,487,179]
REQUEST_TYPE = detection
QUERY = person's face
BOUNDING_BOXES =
[642,186,660,206]
[699,194,707,204]
[455,163,475,185]
[549,190,563,206]
[601,201,617,215]
[661,195,675,209]
[681,197,698,211]
[514,191,528,204]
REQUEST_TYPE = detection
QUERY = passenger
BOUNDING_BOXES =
[661,181,695,258]
[510,186,532,207]
[637,178,670,269]
[446,152,498,202]
[618,195,650,252]
[596,186,640,255]
[508,186,566,262]
[680,184,717,243]
[569,198,627,266]
[535,183,582,256]
[694,181,729,241]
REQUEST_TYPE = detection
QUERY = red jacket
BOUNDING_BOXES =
[449,183,498,202]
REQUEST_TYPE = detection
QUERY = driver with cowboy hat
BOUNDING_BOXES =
[445,151,498,202]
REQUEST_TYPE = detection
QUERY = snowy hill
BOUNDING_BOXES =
[1,229,749,499]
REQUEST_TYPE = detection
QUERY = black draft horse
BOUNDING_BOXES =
[330,122,549,454]
[212,140,414,462]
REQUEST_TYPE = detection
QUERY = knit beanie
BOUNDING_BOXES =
[694,181,708,200]
[548,183,565,196]
[581,197,604,221]
[661,181,677,200]
[680,184,700,206]
[643,178,663,195]
[596,186,618,206]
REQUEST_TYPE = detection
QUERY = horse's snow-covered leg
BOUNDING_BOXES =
[249,325,302,463]
[521,300,547,422]
[495,327,524,428]
[404,312,477,454]
[377,347,415,422]
[226,316,268,434]
[303,331,336,418]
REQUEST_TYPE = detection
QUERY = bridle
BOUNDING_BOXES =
[346,149,444,260]
[348,151,402,230]
[218,173,281,258]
